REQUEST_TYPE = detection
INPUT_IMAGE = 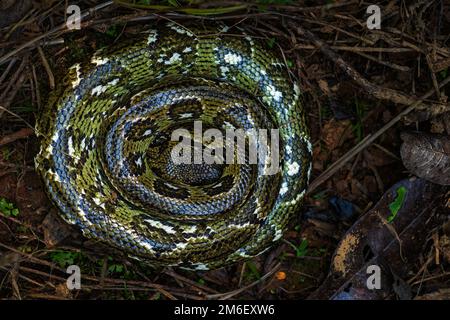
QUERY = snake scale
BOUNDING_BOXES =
[35,22,312,270]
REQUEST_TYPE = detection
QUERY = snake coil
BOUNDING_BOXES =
[36,23,312,269]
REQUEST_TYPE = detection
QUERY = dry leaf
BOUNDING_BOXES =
[401,132,450,185]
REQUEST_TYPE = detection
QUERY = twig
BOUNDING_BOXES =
[206,263,281,300]
[0,106,35,130]
[0,243,182,300]
[0,266,45,289]
[1,71,29,113]
[163,270,219,294]
[0,1,114,66]
[289,22,446,110]
[0,58,17,87]
[410,272,450,286]
[355,51,410,72]
[289,45,415,53]
[308,75,450,193]
[0,128,34,147]
[0,58,27,102]
[31,65,42,110]
[37,46,55,89]
[372,143,401,161]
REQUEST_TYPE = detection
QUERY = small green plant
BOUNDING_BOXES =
[108,263,125,274]
[245,261,261,281]
[1,147,13,161]
[387,185,407,223]
[266,37,276,48]
[67,37,87,61]
[167,0,180,6]
[285,238,309,257]
[105,25,122,39]
[151,292,162,300]
[17,225,28,233]
[439,68,448,80]
[19,245,33,253]
[50,250,83,268]
[0,198,19,217]
[103,257,137,279]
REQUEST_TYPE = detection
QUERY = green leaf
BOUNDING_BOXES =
[0,197,19,217]
[153,292,161,300]
[295,239,308,257]
[285,238,308,257]
[167,0,179,7]
[266,38,276,48]
[245,261,261,279]
[50,251,81,268]
[105,25,121,38]
[108,264,124,274]
[439,68,448,80]
[387,186,407,223]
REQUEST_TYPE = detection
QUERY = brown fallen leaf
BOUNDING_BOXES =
[401,132,450,185]
[322,119,352,150]
[55,283,73,300]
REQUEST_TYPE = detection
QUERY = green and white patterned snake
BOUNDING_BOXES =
[35,22,312,270]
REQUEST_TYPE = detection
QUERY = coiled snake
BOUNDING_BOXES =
[35,22,312,270]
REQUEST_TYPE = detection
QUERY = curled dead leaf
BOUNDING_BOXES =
[322,119,352,150]
[401,132,450,185]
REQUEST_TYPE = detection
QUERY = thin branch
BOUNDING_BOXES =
[308,75,450,193]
